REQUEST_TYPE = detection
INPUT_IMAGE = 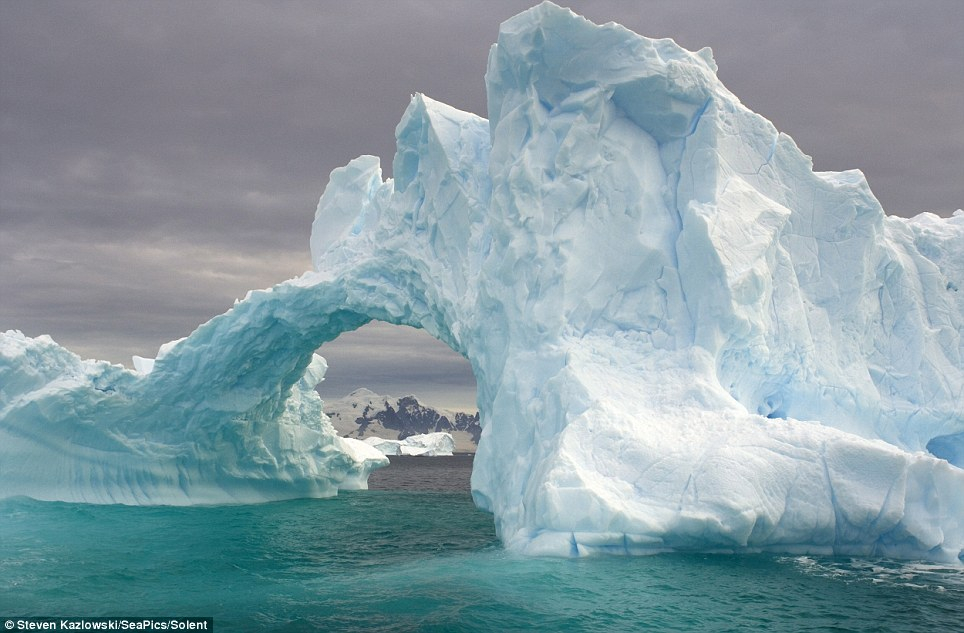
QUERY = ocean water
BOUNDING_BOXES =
[2,456,962,632]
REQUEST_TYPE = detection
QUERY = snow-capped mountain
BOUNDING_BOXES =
[324,388,480,453]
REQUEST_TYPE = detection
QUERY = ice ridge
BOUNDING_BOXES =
[2,2,962,561]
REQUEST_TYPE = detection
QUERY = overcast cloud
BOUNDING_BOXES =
[1,1,961,411]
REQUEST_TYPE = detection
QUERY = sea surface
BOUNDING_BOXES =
[2,455,962,632]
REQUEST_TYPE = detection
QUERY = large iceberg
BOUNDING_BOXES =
[1,3,962,560]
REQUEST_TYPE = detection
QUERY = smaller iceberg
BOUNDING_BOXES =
[364,433,456,456]
[0,329,389,504]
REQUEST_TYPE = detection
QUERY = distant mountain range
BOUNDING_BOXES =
[323,388,480,453]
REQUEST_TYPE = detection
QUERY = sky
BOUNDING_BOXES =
[1,1,962,412]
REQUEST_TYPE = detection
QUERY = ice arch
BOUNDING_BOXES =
[2,3,963,561]
[0,277,452,504]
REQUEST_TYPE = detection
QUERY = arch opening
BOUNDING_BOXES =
[316,321,480,458]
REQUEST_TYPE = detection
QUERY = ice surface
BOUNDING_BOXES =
[2,2,962,560]
[364,432,456,456]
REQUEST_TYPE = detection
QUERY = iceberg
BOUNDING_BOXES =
[364,432,456,456]
[0,331,389,504]
[1,2,962,560]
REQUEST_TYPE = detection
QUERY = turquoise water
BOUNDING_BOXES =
[2,458,962,632]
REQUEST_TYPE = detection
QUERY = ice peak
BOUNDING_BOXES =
[489,1,720,145]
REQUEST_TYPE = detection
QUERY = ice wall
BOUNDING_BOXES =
[2,2,962,560]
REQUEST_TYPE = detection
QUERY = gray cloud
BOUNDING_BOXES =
[316,322,478,412]
[2,1,961,411]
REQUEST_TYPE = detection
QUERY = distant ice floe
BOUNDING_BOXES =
[364,432,456,456]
